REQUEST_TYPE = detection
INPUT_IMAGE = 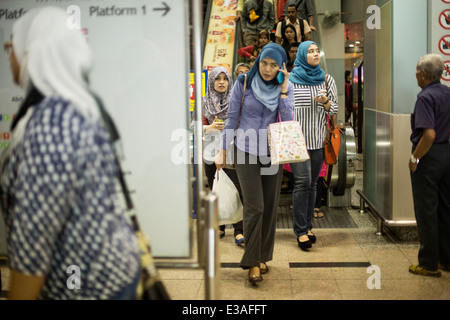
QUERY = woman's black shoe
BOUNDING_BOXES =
[308,233,316,244]
[297,237,312,250]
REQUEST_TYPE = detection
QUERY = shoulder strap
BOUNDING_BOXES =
[281,19,286,31]
[325,73,329,92]
[236,74,247,129]
[299,19,305,41]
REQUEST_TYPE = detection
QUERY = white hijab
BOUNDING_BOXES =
[12,6,99,119]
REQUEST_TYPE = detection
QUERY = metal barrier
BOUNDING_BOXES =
[357,190,416,236]
[154,0,219,300]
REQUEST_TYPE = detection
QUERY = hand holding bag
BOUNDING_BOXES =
[212,170,243,225]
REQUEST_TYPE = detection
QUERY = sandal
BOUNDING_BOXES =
[260,262,269,274]
[235,234,245,245]
[409,265,441,278]
[248,267,263,283]
[313,208,324,219]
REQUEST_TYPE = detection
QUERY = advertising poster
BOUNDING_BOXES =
[202,0,237,74]
[189,70,208,112]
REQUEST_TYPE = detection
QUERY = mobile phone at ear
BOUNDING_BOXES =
[277,70,284,84]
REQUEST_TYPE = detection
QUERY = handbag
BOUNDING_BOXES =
[267,120,310,165]
[322,74,341,166]
[324,126,340,165]
[224,74,247,169]
[212,170,243,225]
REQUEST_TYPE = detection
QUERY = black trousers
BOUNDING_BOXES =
[204,162,244,236]
[234,149,283,269]
[410,142,450,270]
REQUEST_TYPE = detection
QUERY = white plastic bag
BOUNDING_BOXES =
[212,170,243,225]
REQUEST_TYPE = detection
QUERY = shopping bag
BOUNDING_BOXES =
[212,170,243,225]
[267,121,309,165]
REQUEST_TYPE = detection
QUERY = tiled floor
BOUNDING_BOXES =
[159,157,450,301]
[1,156,449,300]
[159,227,449,300]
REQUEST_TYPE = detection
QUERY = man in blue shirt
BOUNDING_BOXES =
[409,54,450,278]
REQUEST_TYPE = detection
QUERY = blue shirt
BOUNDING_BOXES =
[410,81,450,144]
[0,97,139,299]
[222,80,294,156]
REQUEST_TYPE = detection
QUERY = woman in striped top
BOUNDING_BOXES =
[288,41,338,250]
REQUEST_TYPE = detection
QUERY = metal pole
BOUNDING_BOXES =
[204,193,219,300]
[191,0,206,268]
[359,197,365,214]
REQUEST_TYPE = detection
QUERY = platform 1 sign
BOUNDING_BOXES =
[0,0,192,259]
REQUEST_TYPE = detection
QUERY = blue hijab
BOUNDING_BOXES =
[236,43,287,112]
[289,41,326,86]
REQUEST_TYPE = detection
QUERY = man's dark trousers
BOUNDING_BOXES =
[410,142,450,270]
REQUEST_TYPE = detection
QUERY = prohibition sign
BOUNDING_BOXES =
[442,61,450,82]
[439,10,450,30]
[442,0,450,4]
[439,36,450,55]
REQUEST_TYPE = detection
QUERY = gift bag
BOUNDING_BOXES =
[268,121,309,165]
[212,170,243,225]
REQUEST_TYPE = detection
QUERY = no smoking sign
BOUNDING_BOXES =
[439,9,450,30]
[442,61,450,82]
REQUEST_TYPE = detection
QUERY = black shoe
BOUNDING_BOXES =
[439,264,450,272]
[297,237,312,250]
[308,233,316,244]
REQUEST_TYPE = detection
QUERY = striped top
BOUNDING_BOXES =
[292,74,338,150]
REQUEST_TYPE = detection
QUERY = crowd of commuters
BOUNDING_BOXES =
[235,0,316,68]
[205,33,339,281]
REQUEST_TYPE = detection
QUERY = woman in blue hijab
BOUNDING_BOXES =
[215,43,293,283]
[289,41,338,250]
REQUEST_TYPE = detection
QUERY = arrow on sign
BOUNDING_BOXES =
[154,2,171,17]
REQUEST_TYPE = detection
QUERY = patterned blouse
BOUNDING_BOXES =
[0,97,139,299]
